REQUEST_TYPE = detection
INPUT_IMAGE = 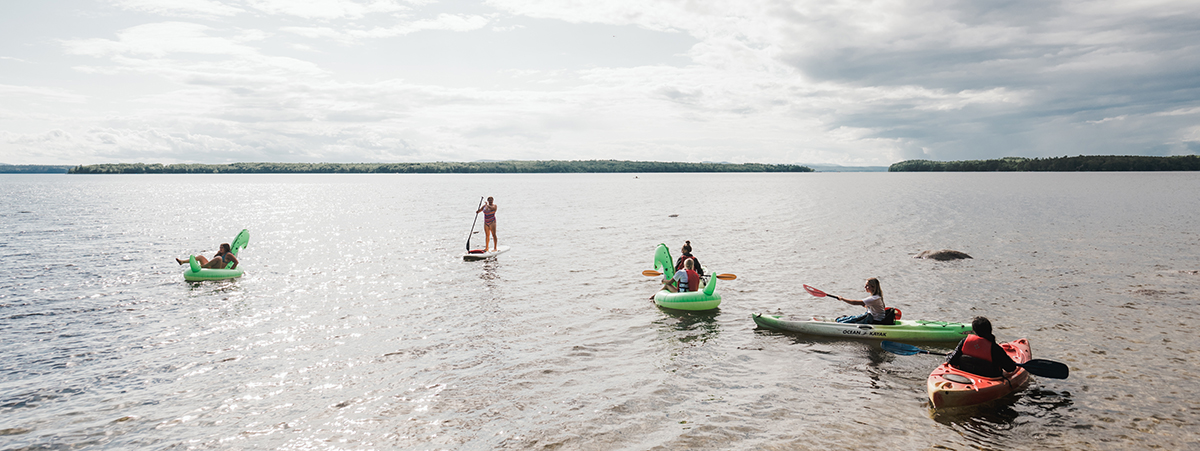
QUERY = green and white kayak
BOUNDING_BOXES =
[751,313,971,343]
[651,243,721,311]
[183,229,249,282]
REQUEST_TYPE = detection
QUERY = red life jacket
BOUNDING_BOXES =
[682,269,700,292]
[962,334,993,362]
[676,256,696,272]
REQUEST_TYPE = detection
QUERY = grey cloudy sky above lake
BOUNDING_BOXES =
[2,0,1198,166]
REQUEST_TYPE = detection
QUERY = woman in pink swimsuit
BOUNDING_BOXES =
[476,197,498,252]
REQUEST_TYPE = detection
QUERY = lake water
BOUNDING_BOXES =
[1,172,1198,450]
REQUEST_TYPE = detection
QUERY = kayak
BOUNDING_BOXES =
[651,243,721,311]
[464,245,510,261]
[927,338,1032,408]
[751,314,972,343]
[183,229,248,282]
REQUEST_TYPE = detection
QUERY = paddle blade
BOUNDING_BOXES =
[803,284,828,298]
[715,273,737,280]
[643,270,663,277]
[880,341,922,356]
[1018,359,1070,379]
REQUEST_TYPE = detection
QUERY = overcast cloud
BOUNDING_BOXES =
[1,0,1198,165]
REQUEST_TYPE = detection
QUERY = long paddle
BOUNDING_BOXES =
[642,270,737,280]
[466,196,483,252]
[880,341,1070,379]
[803,284,842,300]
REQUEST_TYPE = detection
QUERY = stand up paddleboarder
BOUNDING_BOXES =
[476,196,498,253]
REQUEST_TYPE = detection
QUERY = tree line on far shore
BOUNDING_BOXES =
[0,164,73,173]
[889,155,1200,172]
[67,160,814,174]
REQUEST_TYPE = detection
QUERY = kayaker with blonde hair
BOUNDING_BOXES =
[830,277,886,324]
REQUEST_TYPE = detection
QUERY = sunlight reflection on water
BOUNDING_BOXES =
[1,172,1198,449]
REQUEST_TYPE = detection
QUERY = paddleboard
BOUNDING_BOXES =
[463,245,510,261]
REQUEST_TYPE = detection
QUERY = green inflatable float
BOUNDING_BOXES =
[183,229,249,282]
[650,243,722,311]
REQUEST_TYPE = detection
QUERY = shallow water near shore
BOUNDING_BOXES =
[2,172,1198,450]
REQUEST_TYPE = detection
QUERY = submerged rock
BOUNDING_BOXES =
[915,249,972,261]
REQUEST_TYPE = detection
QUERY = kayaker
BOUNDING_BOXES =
[945,317,1018,378]
[476,196,498,253]
[831,277,887,324]
[176,243,238,269]
[651,258,700,299]
[674,240,705,278]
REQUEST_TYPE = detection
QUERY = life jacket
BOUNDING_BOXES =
[881,307,901,325]
[682,269,700,292]
[675,255,697,272]
[962,334,994,362]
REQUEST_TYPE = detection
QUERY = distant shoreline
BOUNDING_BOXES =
[65,160,814,174]
[889,155,1200,172]
[0,165,73,174]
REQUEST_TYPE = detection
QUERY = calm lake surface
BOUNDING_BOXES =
[2,172,1198,450]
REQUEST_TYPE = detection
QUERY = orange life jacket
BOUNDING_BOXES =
[962,334,993,362]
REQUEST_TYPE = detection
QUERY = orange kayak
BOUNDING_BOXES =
[926,338,1032,408]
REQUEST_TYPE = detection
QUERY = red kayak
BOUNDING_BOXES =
[926,338,1032,408]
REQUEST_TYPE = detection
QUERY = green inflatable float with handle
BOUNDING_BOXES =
[183,229,249,282]
[650,243,722,311]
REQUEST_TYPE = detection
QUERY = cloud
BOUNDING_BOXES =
[5,0,1200,165]
[109,0,244,18]
[62,22,263,58]
[246,0,411,20]
[0,84,88,103]
[281,14,489,43]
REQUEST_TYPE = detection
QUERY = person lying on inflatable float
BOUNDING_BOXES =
[650,258,700,299]
[176,243,239,269]
[944,317,1018,378]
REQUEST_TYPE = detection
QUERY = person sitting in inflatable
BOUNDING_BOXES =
[674,240,705,278]
[945,317,1018,378]
[650,258,700,299]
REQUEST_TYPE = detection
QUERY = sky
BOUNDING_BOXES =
[2,0,1199,166]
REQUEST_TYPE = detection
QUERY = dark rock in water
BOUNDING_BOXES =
[915,249,972,261]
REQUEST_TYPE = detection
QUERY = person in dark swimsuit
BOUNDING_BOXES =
[476,197,498,252]
[176,243,238,269]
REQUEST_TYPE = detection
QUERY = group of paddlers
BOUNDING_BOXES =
[652,241,1017,379]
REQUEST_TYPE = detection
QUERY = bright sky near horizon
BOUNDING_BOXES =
[2,0,1199,166]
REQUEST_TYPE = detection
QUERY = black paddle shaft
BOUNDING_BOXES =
[466,197,483,252]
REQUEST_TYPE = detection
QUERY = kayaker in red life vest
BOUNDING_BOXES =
[674,241,704,278]
[945,317,1019,378]
[651,258,701,299]
[830,277,887,324]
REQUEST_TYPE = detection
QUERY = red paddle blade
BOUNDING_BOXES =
[803,284,827,297]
